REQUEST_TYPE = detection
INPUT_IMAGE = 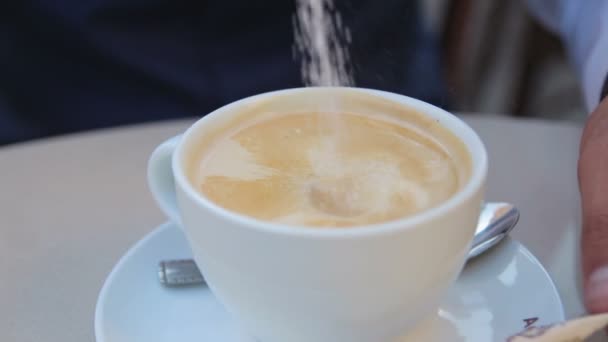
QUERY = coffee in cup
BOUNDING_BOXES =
[187,95,471,228]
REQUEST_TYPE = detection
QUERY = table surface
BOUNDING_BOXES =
[0,116,589,341]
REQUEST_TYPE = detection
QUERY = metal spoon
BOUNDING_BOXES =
[469,202,520,259]
[158,202,519,286]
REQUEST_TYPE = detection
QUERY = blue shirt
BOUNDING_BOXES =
[0,1,445,144]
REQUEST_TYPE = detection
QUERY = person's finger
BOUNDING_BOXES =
[579,98,608,313]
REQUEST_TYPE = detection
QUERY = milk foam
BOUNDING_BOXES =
[195,112,462,227]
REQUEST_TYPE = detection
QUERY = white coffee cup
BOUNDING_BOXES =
[148,87,487,342]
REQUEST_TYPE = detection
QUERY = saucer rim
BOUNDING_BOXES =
[512,239,565,319]
[95,222,174,342]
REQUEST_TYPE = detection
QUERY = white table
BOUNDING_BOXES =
[0,116,588,341]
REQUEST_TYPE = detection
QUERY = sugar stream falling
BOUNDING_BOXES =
[293,1,418,218]
[293,0,354,154]
[293,0,353,87]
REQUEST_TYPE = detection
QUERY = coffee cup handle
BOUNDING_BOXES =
[148,135,183,225]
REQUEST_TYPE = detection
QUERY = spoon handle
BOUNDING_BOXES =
[158,259,205,286]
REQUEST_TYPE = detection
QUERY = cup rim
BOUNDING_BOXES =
[173,87,488,239]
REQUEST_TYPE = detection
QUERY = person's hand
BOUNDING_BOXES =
[579,97,608,313]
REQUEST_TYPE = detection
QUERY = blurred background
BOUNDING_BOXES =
[423,0,586,121]
[0,0,587,146]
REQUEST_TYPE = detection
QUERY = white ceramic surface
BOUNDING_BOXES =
[148,88,488,341]
[95,222,564,342]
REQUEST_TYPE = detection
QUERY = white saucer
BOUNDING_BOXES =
[95,222,564,342]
